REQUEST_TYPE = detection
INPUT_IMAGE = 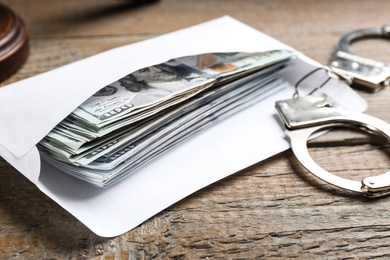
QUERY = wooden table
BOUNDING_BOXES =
[2,0,390,258]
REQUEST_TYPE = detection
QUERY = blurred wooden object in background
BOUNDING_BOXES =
[0,3,28,83]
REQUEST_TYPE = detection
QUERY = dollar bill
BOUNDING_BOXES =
[67,50,296,128]
[87,78,286,171]
[70,64,215,129]
[38,50,298,187]
[77,62,289,165]
[41,77,287,187]
[40,61,288,165]
[45,50,297,153]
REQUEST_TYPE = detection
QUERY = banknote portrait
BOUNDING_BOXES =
[118,64,193,92]
[93,86,118,96]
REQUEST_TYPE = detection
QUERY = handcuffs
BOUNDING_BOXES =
[276,26,390,198]
[329,25,390,92]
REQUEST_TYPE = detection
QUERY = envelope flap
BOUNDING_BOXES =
[0,16,292,159]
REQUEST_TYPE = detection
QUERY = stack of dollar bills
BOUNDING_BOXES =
[38,50,298,187]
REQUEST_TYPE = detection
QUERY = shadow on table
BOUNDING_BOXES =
[0,159,109,257]
[287,149,375,201]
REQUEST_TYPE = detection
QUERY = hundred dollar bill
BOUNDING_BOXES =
[41,77,287,187]
[75,62,289,165]
[84,77,286,171]
[46,50,298,153]
[69,64,215,129]
[40,61,288,165]
[44,73,286,171]
[67,50,296,129]
[39,50,299,186]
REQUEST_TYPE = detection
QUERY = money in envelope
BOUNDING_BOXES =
[0,16,366,237]
[39,50,298,187]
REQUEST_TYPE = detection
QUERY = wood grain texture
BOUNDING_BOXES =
[2,0,390,259]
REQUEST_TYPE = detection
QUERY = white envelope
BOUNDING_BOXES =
[0,16,366,237]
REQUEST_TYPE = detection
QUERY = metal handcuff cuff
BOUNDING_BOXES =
[330,24,390,92]
[276,26,390,198]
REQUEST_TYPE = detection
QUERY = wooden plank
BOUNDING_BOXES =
[1,0,390,39]
[1,0,390,258]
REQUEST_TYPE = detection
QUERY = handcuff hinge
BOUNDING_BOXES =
[361,172,390,198]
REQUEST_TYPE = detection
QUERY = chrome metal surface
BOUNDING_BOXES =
[329,25,390,92]
[277,94,390,198]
